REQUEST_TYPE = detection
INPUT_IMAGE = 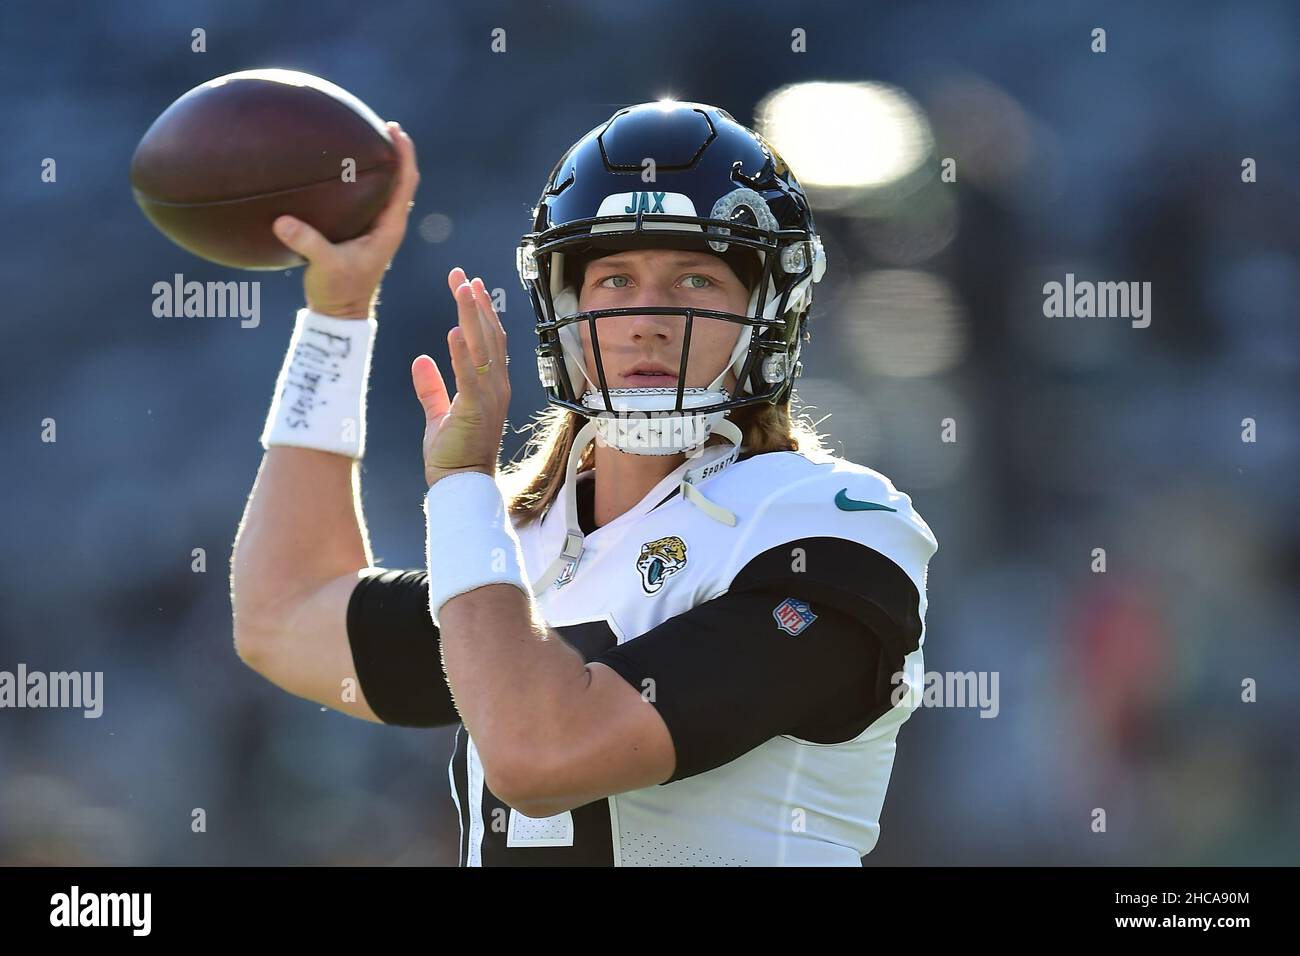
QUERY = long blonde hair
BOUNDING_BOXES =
[500,395,828,526]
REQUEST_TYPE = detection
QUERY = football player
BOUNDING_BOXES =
[232,101,938,866]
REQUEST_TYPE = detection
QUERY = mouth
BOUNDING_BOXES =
[619,364,679,387]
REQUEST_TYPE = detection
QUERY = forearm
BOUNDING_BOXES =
[438,585,589,786]
[232,447,372,627]
[231,298,382,625]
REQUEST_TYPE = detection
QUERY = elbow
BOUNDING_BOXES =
[231,612,274,674]
[230,571,261,668]
[483,745,575,819]
[495,788,571,821]
[230,577,281,674]
[229,559,293,674]
[228,538,287,671]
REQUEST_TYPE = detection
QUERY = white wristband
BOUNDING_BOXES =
[424,471,529,627]
[260,308,377,458]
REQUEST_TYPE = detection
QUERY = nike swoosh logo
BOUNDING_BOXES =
[835,489,898,512]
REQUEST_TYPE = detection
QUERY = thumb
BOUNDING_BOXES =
[273,215,335,264]
[411,354,451,423]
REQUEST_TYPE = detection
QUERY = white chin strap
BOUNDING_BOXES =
[529,416,743,594]
[580,386,730,456]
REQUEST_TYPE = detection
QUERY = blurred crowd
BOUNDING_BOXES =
[1,0,1296,864]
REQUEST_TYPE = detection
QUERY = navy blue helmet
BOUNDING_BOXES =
[516,101,827,421]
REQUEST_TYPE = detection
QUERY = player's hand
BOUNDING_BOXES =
[271,120,420,319]
[411,269,511,487]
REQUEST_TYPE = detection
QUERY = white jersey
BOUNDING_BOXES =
[447,443,937,866]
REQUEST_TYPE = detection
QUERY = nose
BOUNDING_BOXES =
[623,288,678,342]
[627,312,674,342]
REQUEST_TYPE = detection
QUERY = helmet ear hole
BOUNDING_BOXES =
[715,246,762,293]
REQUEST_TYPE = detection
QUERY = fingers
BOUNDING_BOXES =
[446,267,506,369]
[447,266,467,298]
[273,215,338,266]
[411,354,450,424]
[452,273,493,370]
[446,326,483,405]
[465,276,501,366]
[470,276,508,365]
[370,121,420,241]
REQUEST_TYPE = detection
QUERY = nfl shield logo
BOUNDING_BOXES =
[773,598,817,636]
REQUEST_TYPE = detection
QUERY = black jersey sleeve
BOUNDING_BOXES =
[728,535,925,662]
[590,584,898,784]
[345,568,460,728]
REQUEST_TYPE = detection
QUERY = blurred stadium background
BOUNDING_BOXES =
[1,0,1296,865]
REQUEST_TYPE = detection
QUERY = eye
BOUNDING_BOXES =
[597,274,631,289]
[681,274,713,289]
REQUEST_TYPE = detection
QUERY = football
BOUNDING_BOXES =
[130,69,398,270]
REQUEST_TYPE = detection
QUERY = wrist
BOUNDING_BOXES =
[423,470,528,626]
[307,303,374,320]
[308,286,380,320]
[426,464,495,489]
[260,308,377,457]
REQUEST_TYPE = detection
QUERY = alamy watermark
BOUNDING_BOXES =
[590,408,719,457]
[50,886,150,935]
[152,273,260,328]
[1043,273,1151,328]
[0,664,103,718]
[892,669,1000,718]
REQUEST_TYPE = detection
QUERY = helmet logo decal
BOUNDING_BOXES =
[708,187,779,252]
[594,191,699,222]
[624,191,666,214]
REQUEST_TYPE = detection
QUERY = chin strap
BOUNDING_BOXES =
[529,418,599,595]
[678,419,742,527]
[528,417,743,594]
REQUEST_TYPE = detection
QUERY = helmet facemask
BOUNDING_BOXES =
[516,101,826,458]
[519,213,822,456]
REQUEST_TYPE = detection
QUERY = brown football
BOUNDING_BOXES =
[130,69,398,270]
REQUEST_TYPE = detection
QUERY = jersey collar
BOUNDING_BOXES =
[530,419,742,593]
